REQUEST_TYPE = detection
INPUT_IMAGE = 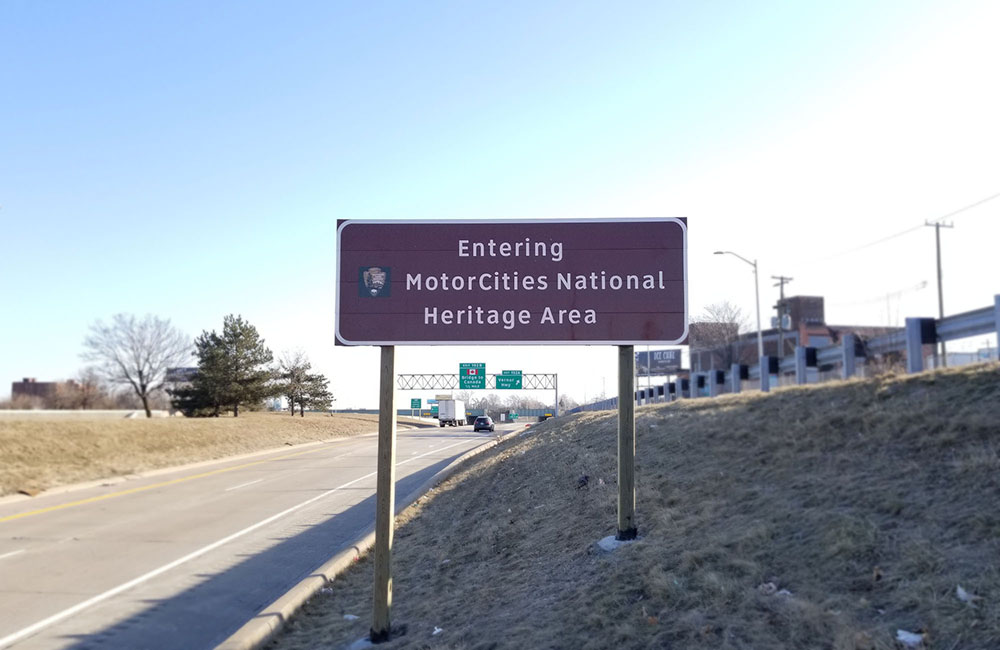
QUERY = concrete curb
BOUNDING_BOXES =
[215,425,533,650]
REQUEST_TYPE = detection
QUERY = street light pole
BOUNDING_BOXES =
[714,251,764,361]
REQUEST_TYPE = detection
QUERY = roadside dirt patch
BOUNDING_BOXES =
[270,364,1000,650]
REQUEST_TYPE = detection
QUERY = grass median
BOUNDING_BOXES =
[0,412,425,497]
[270,364,1000,650]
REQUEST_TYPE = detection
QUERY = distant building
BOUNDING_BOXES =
[690,295,907,373]
[11,377,76,402]
[164,367,199,384]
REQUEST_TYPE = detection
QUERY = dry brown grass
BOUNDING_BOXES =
[0,412,422,497]
[269,364,1000,650]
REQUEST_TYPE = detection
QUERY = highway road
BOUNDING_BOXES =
[0,422,515,649]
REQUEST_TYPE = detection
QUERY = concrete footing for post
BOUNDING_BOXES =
[347,637,374,650]
[595,534,639,553]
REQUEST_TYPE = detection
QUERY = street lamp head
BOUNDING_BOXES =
[713,251,724,255]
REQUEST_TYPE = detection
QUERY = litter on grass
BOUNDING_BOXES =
[957,585,981,604]
[432,627,443,636]
[895,629,925,647]
[343,614,360,621]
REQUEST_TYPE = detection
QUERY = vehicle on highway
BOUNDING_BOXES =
[473,416,495,432]
[437,398,466,427]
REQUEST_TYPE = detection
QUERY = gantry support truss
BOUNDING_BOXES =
[396,373,556,390]
[395,373,559,415]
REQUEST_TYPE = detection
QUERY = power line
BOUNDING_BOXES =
[928,190,1000,224]
[817,224,924,261]
[830,280,928,307]
[814,190,999,262]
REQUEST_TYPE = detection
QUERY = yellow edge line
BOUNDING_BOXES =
[0,444,337,524]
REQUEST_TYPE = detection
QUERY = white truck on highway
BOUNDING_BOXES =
[437,399,466,427]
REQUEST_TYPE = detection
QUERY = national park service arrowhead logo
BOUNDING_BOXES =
[359,266,391,297]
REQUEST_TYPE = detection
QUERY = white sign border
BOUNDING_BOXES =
[335,218,688,346]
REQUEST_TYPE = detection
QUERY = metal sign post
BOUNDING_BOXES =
[618,346,637,539]
[371,346,397,642]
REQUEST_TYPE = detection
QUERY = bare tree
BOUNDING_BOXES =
[279,351,310,416]
[473,393,506,419]
[51,368,111,409]
[558,394,580,411]
[278,350,333,417]
[690,301,754,369]
[503,394,525,411]
[83,314,191,417]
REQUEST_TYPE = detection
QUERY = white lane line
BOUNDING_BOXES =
[221,449,358,493]
[0,549,25,561]
[224,479,264,492]
[0,438,472,649]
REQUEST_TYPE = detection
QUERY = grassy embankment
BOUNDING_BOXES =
[270,364,1000,650]
[0,412,423,497]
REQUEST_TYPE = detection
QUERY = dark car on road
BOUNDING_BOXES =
[473,416,495,432]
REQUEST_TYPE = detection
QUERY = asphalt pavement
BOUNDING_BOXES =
[0,423,509,650]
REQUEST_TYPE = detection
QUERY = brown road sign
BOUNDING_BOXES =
[336,218,687,345]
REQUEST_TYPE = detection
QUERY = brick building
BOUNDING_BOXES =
[690,295,903,373]
[11,377,77,402]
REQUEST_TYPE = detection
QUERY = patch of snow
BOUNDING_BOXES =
[596,535,637,552]
[347,637,373,650]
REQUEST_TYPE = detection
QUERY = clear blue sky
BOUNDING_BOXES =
[3,1,998,406]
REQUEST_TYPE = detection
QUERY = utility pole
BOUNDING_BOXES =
[772,275,793,359]
[925,221,953,367]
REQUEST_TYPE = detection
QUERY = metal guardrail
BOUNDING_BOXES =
[864,330,906,356]
[937,306,994,342]
[573,295,998,411]
[815,345,841,365]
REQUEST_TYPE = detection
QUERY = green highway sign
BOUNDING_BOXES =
[410,398,421,409]
[459,362,486,389]
[496,369,523,390]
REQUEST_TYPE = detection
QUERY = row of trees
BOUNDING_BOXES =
[81,313,332,418]
[0,368,156,411]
